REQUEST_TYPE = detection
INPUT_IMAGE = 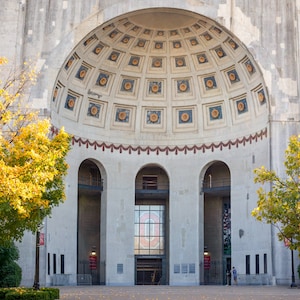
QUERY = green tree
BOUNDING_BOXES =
[0,241,22,287]
[0,57,72,245]
[252,135,300,252]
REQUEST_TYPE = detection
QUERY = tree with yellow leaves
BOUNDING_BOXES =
[0,57,71,245]
[252,135,300,252]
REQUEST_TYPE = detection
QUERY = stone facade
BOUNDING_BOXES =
[0,0,299,287]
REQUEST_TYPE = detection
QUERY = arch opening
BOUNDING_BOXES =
[135,165,169,285]
[202,161,231,285]
[77,159,103,285]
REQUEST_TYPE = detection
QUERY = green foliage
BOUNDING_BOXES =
[5,290,49,300]
[40,288,59,300]
[252,135,300,252]
[0,288,59,300]
[0,263,21,288]
[0,242,22,287]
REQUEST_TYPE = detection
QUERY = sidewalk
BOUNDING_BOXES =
[58,285,300,300]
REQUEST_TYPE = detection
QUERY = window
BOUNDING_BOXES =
[142,176,158,190]
[61,254,65,274]
[47,253,50,275]
[264,253,267,274]
[189,263,196,274]
[255,254,259,274]
[174,264,180,274]
[134,205,165,255]
[53,254,56,274]
[246,255,250,274]
[181,263,188,274]
[117,263,123,274]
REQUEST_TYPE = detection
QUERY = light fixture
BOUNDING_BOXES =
[204,246,209,256]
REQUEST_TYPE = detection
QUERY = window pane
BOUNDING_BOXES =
[134,204,165,255]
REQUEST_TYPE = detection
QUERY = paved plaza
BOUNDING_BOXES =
[58,285,300,300]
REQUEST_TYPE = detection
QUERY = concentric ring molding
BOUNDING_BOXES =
[51,8,268,147]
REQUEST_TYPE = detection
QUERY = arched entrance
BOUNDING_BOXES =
[49,6,269,286]
[135,165,169,285]
[77,159,103,285]
[202,161,231,285]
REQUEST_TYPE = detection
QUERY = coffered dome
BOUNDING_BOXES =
[51,8,268,148]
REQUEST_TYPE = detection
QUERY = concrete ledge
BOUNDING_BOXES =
[51,274,70,286]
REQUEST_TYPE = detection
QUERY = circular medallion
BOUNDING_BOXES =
[124,81,132,91]
[94,47,102,54]
[211,109,219,119]
[67,59,73,67]
[110,32,116,38]
[174,42,180,48]
[229,40,237,49]
[79,69,86,78]
[229,72,236,81]
[258,92,265,102]
[158,31,163,36]
[131,58,139,66]
[176,59,184,67]
[90,106,98,116]
[237,102,245,111]
[99,77,107,86]
[246,63,253,73]
[190,39,197,46]
[198,55,206,63]
[122,37,129,44]
[138,40,145,47]
[204,34,211,41]
[155,43,162,49]
[110,53,118,61]
[151,84,159,93]
[181,112,190,122]
[67,98,75,108]
[206,79,214,88]
[149,113,158,123]
[217,50,224,57]
[153,60,161,67]
[85,38,92,45]
[179,83,187,92]
[118,111,127,121]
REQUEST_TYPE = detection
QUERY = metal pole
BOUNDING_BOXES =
[33,231,40,290]
[290,247,297,288]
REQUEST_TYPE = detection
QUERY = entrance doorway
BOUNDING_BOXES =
[203,161,231,285]
[135,165,169,285]
[136,258,162,285]
[77,160,102,285]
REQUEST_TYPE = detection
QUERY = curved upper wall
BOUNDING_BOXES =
[51,8,268,147]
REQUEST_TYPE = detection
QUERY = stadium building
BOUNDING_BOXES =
[1,0,299,286]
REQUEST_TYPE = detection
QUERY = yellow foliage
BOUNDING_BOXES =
[0,57,71,243]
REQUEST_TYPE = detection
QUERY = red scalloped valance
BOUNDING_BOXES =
[51,127,267,155]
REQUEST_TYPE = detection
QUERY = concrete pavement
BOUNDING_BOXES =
[58,285,300,300]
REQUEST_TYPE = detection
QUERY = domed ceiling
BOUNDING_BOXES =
[51,8,268,149]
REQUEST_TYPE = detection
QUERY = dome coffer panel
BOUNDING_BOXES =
[51,8,268,147]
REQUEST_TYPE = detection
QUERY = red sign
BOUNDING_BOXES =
[204,255,211,270]
[39,233,45,246]
[89,255,97,270]
[284,238,291,247]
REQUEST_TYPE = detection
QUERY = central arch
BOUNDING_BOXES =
[135,165,169,285]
